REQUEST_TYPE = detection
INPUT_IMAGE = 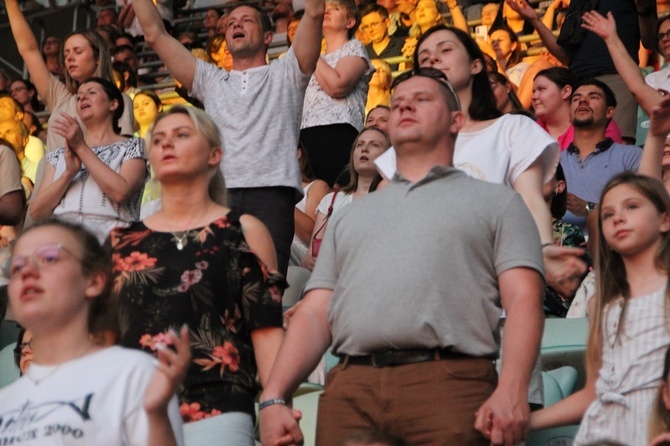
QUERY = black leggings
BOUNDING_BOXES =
[300,123,359,188]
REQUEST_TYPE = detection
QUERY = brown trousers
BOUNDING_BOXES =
[315,357,498,446]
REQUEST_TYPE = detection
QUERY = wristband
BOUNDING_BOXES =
[542,243,553,249]
[259,398,286,410]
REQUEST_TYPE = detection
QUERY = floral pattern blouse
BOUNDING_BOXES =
[109,212,285,422]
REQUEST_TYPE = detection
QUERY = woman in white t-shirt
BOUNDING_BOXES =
[301,126,389,270]
[0,220,188,446]
[377,25,559,248]
[300,0,374,187]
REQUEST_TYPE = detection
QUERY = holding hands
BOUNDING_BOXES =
[260,403,304,446]
[475,388,530,446]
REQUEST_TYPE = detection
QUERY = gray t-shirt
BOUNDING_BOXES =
[306,167,545,358]
[190,49,309,192]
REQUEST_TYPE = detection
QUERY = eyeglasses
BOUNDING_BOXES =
[659,30,670,42]
[9,86,27,94]
[13,339,33,365]
[360,21,384,32]
[391,67,462,111]
[2,244,82,279]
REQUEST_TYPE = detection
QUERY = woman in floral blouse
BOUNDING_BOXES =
[109,105,285,446]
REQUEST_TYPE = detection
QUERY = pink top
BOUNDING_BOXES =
[537,119,623,150]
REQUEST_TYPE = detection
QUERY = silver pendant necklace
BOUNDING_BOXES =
[162,203,211,251]
[174,232,188,251]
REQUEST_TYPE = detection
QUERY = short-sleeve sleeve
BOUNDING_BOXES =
[45,148,63,168]
[121,137,146,162]
[506,115,560,186]
[493,193,545,276]
[239,249,284,331]
[0,145,22,197]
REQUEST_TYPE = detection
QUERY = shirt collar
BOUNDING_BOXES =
[566,137,614,155]
[393,165,465,188]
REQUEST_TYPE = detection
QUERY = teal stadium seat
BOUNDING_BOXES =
[526,367,580,446]
[541,318,589,390]
[0,342,19,389]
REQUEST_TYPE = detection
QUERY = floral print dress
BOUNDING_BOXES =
[109,211,285,422]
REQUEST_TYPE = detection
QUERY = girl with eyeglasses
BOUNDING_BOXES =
[0,220,188,445]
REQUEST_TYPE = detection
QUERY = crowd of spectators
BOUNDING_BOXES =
[4,0,670,442]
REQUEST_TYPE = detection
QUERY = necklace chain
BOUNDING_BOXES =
[161,203,211,251]
[25,342,95,385]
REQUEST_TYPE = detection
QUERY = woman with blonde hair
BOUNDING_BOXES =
[366,59,392,114]
[110,105,284,446]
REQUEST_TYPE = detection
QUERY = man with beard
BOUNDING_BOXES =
[560,78,642,231]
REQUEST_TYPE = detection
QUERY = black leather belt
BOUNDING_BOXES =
[339,348,468,368]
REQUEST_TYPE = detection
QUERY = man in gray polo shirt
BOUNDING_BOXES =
[561,78,642,232]
[131,0,325,276]
[259,70,545,445]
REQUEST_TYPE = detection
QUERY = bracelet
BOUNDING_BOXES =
[541,243,553,249]
[259,398,286,410]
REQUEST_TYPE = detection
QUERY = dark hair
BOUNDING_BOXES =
[230,4,273,33]
[16,220,115,335]
[341,126,390,194]
[112,61,137,89]
[10,79,45,112]
[297,141,316,182]
[656,15,670,54]
[573,78,617,108]
[489,25,523,67]
[550,163,568,219]
[134,89,162,108]
[113,44,137,59]
[488,71,523,112]
[361,3,389,20]
[23,111,43,136]
[414,25,501,121]
[534,66,577,90]
[79,77,124,134]
[13,327,26,369]
[116,32,136,48]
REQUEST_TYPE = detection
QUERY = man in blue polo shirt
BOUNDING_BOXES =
[561,78,642,232]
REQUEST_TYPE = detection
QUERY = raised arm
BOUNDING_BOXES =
[445,0,468,33]
[132,0,197,90]
[5,0,53,98]
[259,289,333,446]
[505,0,571,66]
[581,11,664,116]
[291,0,326,74]
[639,93,670,183]
[314,55,368,98]
[475,267,544,445]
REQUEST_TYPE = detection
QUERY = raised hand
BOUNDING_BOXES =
[650,91,670,137]
[581,11,617,41]
[505,0,539,21]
